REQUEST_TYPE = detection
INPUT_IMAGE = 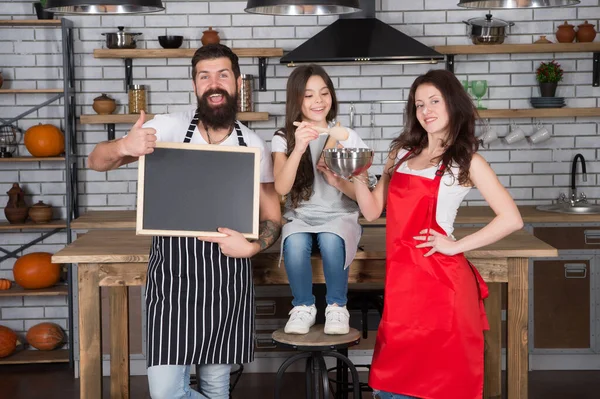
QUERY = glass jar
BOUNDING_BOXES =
[128,84,146,114]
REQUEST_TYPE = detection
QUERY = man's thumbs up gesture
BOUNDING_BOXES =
[119,110,157,157]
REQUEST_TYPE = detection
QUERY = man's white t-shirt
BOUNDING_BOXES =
[142,108,274,183]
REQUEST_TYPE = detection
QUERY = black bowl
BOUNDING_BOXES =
[158,36,183,49]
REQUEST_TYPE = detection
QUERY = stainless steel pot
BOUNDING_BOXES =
[463,14,514,45]
[102,26,142,49]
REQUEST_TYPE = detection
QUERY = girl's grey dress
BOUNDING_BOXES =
[276,130,373,269]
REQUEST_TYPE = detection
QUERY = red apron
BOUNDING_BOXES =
[368,153,489,399]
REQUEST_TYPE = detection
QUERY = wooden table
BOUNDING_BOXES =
[52,227,557,399]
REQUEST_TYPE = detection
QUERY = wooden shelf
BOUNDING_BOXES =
[0,285,68,297]
[93,48,283,59]
[0,89,63,93]
[0,220,67,230]
[0,156,65,162]
[478,107,600,119]
[0,19,61,27]
[80,112,270,124]
[0,349,69,365]
[434,42,600,55]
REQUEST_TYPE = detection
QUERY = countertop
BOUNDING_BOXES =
[70,206,600,230]
[53,227,557,264]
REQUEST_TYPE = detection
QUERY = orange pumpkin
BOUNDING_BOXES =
[24,124,65,157]
[26,322,64,351]
[0,325,18,358]
[0,279,11,290]
[13,252,61,290]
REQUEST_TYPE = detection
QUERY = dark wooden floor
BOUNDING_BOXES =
[1,363,600,398]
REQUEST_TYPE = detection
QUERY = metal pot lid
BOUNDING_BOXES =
[102,26,142,36]
[466,14,511,28]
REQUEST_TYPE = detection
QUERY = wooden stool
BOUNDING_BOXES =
[272,325,361,399]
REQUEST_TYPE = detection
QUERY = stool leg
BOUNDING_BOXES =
[311,354,320,399]
[316,353,330,399]
[325,351,361,399]
[306,356,314,399]
[335,358,343,399]
[339,348,349,399]
[275,352,312,399]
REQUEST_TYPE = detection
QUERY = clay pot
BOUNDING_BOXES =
[577,20,597,43]
[556,21,576,43]
[29,201,52,224]
[534,35,552,44]
[92,93,117,115]
[201,27,220,46]
[4,183,29,224]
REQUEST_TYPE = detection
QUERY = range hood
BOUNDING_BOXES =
[280,0,444,65]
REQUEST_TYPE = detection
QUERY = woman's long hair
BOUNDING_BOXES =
[275,64,338,208]
[388,69,479,186]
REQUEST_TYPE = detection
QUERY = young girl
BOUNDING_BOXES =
[352,69,523,399]
[271,64,374,335]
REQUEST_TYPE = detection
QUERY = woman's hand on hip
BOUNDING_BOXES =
[414,228,459,257]
[197,228,258,258]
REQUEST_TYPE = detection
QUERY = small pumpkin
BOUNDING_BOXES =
[0,279,11,290]
[13,252,61,290]
[24,124,65,157]
[0,325,18,358]
[26,322,65,351]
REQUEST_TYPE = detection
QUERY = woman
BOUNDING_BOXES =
[352,69,523,399]
[272,64,374,335]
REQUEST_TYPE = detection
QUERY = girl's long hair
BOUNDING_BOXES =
[388,69,479,186]
[275,64,338,208]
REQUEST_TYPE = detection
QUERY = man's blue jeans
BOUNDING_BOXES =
[283,232,349,306]
[147,364,231,399]
[373,390,419,399]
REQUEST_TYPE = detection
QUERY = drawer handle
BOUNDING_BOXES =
[564,263,587,279]
[255,300,276,316]
[255,337,277,349]
[584,230,600,245]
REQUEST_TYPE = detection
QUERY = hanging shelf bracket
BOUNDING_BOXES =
[258,57,267,91]
[125,58,133,89]
[445,55,455,74]
[0,228,62,262]
[593,52,599,87]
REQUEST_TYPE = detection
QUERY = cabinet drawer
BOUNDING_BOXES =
[533,259,591,349]
[255,296,294,319]
[533,227,600,250]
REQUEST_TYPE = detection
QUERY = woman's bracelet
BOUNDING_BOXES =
[351,174,373,189]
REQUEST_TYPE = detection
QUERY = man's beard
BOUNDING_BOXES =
[196,88,238,130]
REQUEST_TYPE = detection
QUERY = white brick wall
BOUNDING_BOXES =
[1,0,600,335]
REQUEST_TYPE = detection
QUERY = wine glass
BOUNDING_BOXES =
[471,80,488,110]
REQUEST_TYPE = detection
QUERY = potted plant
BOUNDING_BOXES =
[34,0,54,20]
[535,60,564,97]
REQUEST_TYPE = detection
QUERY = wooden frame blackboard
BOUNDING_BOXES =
[136,142,260,239]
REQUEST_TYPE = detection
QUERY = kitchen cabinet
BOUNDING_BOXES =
[81,47,284,139]
[0,18,77,366]
[530,226,600,367]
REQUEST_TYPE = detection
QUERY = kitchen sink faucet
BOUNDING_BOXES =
[558,153,588,206]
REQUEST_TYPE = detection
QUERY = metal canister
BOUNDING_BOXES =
[128,84,147,114]
[238,74,253,112]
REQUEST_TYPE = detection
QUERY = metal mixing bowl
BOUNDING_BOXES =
[323,148,374,179]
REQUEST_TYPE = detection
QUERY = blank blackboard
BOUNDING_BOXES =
[136,142,260,239]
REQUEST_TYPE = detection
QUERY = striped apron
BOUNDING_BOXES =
[145,111,255,367]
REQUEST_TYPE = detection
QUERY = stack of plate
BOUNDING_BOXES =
[530,97,565,108]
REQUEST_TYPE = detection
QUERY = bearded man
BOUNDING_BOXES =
[87,44,281,399]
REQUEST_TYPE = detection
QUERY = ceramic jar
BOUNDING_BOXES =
[4,183,28,224]
[92,93,117,115]
[556,21,576,43]
[201,27,220,46]
[29,201,53,224]
[577,20,597,43]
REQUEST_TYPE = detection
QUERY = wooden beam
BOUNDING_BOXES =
[0,89,63,93]
[478,107,600,119]
[507,258,529,399]
[484,283,503,399]
[0,19,61,26]
[79,112,269,125]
